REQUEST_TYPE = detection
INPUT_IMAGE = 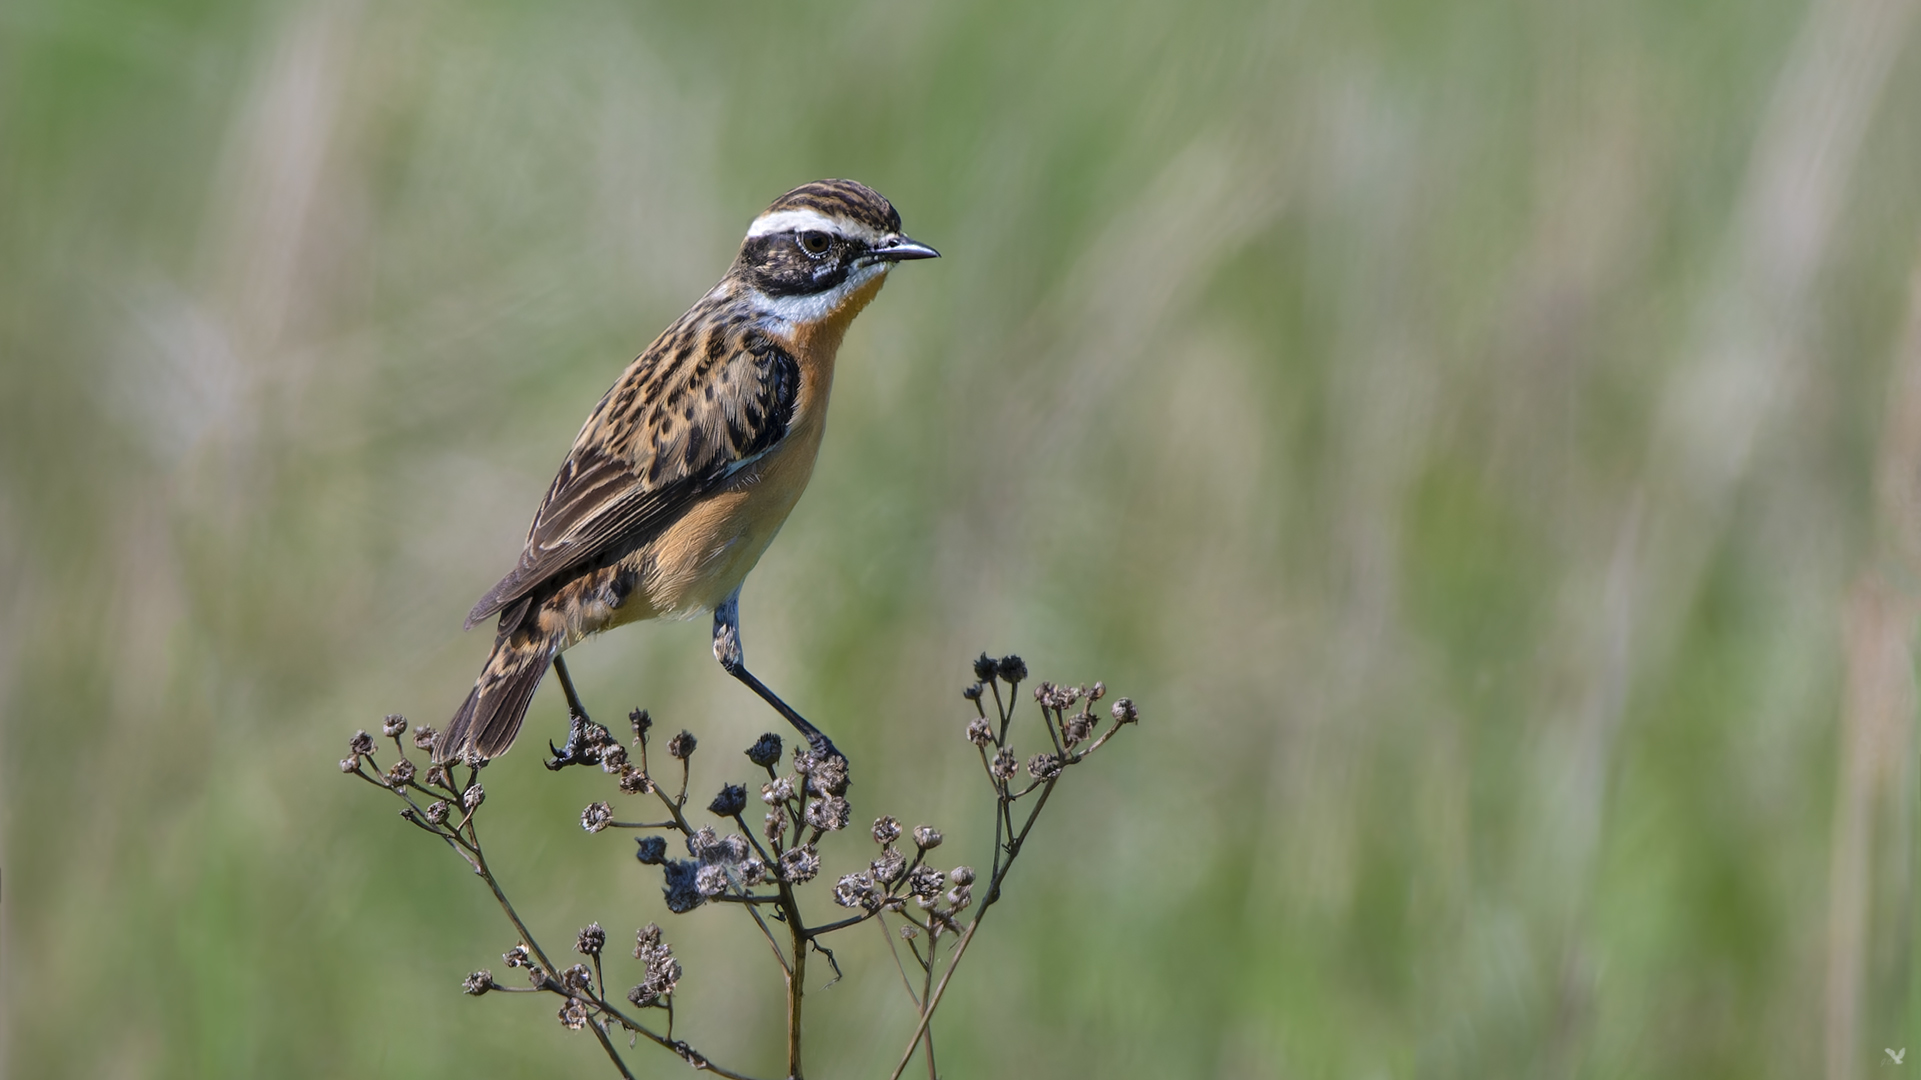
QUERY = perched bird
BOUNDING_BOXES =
[437,179,938,764]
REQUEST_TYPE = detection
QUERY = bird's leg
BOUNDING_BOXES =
[544,653,602,770]
[713,589,841,761]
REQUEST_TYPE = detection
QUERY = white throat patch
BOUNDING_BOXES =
[749,260,891,326]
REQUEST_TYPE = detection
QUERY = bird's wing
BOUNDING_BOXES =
[466,327,801,629]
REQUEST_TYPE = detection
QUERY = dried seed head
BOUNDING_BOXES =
[635,836,668,865]
[778,844,820,884]
[871,846,907,884]
[561,963,593,995]
[1027,753,1062,780]
[557,1000,588,1030]
[997,654,1028,684]
[385,758,417,788]
[634,923,662,956]
[425,800,450,826]
[990,747,1018,781]
[462,970,494,995]
[1062,714,1093,746]
[763,808,787,841]
[907,865,945,898]
[462,783,485,811]
[1088,681,1106,701]
[962,684,983,701]
[707,784,747,817]
[762,777,794,805]
[425,764,453,790]
[804,795,851,832]
[900,923,919,940]
[947,885,973,910]
[806,754,849,797]
[382,714,408,738]
[695,864,729,897]
[871,816,902,845]
[833,871,881,911]
[974,653,999,682]
[966,718,994,746]
[349,731,375,757]
[745,732,783,768]
[666,730,697,760]
[600,744,629,772]
[504,944,531,968]
[629,709,652,740]
[576,801,614,834]
[339,757,357,774]
[950,865,976,886]
[913,825,943,849]
[662,860,705,913]
[413,725,438,751]
[1112,697,1138,724]
[619,768,650,794]
[576,923,605,956]
[741,858,767,885]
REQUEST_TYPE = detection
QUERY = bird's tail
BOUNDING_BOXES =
[437,631,554,763]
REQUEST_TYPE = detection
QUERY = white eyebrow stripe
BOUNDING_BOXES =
[746,208,885,243]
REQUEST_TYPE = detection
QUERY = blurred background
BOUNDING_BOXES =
[6,0,1921,1076]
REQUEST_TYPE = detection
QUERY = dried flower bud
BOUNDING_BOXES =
[339,757,357,773]
[666,730,697,760]
[379,714,405,738]
[662,860,704,913]
[557,1000,588,1030]
[974,653,999,681]
[950,865,976,886]
[947,885,973,910]
[635,836,668,865]
[695,864,729,897]
[708,784,747,818]
[634,923,662,956]
[990,747,1018,781]
[1112,697,1138,724]
[745,732,783,768]
[907,865,945,898]
[900,924,919,939]
[872,816,902,845]
[1027,752,1062,780]
[385,759,416,788]
[1089,681,1105,701]
[997,654,1027,684]
[962,684,983,701]
[425,800,450,826]
[349,731,375,757]
[778,844,820,884]
[412,725,438,751]
[561,963,593,994]
[804,795,851,832]
[805,754,849,797]
[1062,714,1093,746]
[966,718,994,746]
[462,783,485,811]
[871,846,906,884]
[600,744,628,772]
[463,969,494,995]
[913,825,943,849]
[763,808,787,841]
[574,923,605,957]
[629,708,652,740]
[581,802,613,833]
[619,768,650,794]
[761,777,794,805]
[426,764,452,790]
[504,944,531,968]
[833,871,881,911]
[741,858,767,885]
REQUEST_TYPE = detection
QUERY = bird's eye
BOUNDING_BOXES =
[798,231,832,256]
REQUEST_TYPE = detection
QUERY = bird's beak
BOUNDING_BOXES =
[869,234,941,262]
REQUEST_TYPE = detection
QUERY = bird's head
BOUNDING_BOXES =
[731,179,938,325]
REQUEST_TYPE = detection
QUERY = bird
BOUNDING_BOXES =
[436,179,938,765]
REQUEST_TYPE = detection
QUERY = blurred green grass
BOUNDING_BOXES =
[5,0,1921,1076]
